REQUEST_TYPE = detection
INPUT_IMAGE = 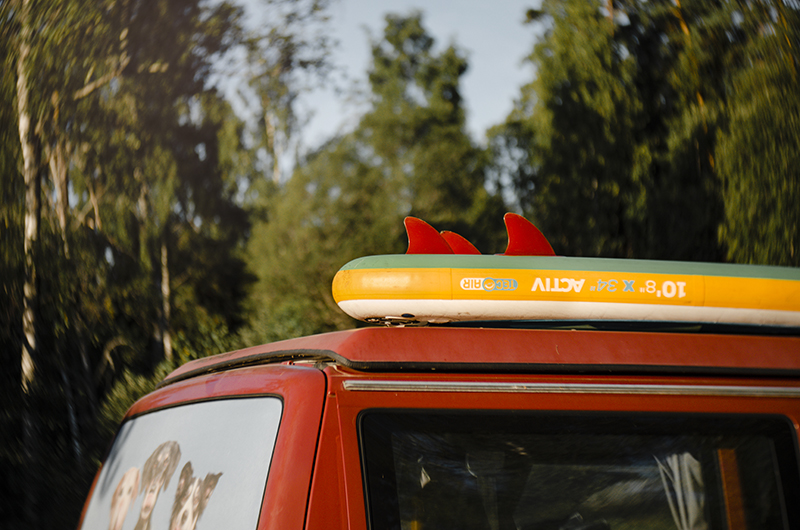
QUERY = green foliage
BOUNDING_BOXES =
[716,2,800,265]
[243,13,507,339]
[246,134,405,336]
[490,0,798,264]
[490,0,643,257]
[1,1,329,528]
[718,71,800,265]
[362,14,507,248]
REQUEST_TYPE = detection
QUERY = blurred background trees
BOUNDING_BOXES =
[1,0,326,527]
[0,0,798,528]
[243,13,507,342]
[490,0,799,262]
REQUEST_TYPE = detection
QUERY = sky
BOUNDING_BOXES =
[297,0,543,148]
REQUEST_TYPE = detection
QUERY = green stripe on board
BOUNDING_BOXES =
[340,255,800,281]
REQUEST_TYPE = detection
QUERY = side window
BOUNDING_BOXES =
[360,412,799,530]
[81,397,282,530]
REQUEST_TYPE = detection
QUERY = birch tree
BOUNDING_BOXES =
[3,1,254,526]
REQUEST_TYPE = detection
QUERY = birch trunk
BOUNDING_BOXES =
[265,109,280,184]
[17,0,41,525]
[161,239,172,362]
[49,134,71,258]
[18,0,37,394]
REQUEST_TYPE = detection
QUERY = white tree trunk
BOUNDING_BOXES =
[17,0,37,393]
[161,239,172,361]
[17,1,40,525]
[48,134,71,258]
[264,104,281,184]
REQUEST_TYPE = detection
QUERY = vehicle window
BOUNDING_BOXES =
[360,412,799,530]
[80,397,282,530]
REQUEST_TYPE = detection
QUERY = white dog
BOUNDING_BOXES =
[109,467,140,530]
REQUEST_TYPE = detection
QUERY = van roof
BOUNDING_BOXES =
[160,215,799,388]
[159,325,800,387]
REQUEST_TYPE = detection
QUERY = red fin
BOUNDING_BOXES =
[502,213,555,256]
[404,217,454,254]
[440,231,481,255]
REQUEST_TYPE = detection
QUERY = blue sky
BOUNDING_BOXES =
[298,0,543,147]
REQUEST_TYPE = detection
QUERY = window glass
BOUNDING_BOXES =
[81,397,282,530]
[361,412,798,530]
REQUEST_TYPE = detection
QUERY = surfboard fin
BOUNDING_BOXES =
[404,217,454,254]
[405,213,554,256]
[502,213,555,256]
[440,231,481,255]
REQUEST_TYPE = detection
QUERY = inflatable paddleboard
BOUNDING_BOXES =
[332,215,800,326]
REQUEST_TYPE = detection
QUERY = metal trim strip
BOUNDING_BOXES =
[342,380,800,397]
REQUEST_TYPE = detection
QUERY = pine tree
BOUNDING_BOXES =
[490,0,799,263]
[490,0,643,257]
[716,0,800,265]
[244,13,507,341]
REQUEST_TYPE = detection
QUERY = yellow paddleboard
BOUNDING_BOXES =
[333,255,800,326]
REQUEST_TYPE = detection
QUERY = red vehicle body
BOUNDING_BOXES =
[79,324,800,530]
[79,214,800,530]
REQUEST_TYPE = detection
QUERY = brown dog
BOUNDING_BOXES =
[133,441,181,530]
[169,462,222,530]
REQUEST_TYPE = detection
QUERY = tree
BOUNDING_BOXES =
[716,0,800,265]
[1,1,266,527]
[242,0,333,184]
[7,1,138,524]
[246,133,405,338]
[490,0,798,263]
[637,0,729,262]
[362,14,506,248]
[489,0,644,257]
[244,13,507,342]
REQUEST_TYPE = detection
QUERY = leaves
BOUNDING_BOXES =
[717,3,800,265]
[2,2,798,528]
[1,1,327,527]
[243,13,507,339]
[492,0,798,263]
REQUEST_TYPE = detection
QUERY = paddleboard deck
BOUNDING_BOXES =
[333,215,799,326]
[333,254,800,326]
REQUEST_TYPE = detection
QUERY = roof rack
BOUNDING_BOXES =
[158,327,800,387]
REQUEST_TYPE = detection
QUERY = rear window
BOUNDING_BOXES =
[361,412,799,530]
[80,397,282,530]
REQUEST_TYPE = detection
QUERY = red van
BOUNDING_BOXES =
[78,216,800,530]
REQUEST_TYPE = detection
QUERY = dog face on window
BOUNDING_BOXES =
[109,467,139,530]
[169,462,222,530]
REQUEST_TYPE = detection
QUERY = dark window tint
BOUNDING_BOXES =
[360,412,799,530]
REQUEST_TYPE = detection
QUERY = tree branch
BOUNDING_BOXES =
[73,53,131,100]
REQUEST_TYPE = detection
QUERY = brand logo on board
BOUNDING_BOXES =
[531,278,586,293]
[460,278,518,291]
